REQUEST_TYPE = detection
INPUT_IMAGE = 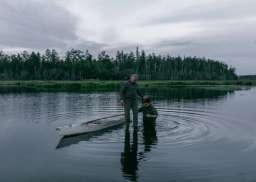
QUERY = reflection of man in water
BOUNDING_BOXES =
[120,96,158,181]
[120,74,143,130]
[143,119,158,152]
[120,125,138,181]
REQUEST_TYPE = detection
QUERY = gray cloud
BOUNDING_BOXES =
[152,40,197,48]
[0,0,76,49]
[0,0,103,50]
[143,0,256,26]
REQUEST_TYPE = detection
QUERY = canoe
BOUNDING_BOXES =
[56,124,123,149]
[56,114,125,137]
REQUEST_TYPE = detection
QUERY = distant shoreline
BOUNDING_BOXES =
[0,80,254,92]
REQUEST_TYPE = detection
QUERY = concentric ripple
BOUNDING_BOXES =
[47,91,256,150]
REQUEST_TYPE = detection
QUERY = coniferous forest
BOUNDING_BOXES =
[0,48,237,80]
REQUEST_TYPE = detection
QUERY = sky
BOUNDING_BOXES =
[0,0,255,75]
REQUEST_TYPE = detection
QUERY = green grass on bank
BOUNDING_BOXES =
[0,80,254,92]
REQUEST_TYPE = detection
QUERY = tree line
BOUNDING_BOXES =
[0,48,237,80]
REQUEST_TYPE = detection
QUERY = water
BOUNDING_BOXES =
[0,87,256,182]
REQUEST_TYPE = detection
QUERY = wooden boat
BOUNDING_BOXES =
[56,114,125,137]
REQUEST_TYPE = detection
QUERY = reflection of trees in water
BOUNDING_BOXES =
[121,119,158,182]
[0,86,39,93]
[143,87,235,101]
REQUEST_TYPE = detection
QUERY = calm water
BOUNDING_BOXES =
[0,87,256,182]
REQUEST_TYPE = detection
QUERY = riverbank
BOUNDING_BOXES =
[0,80,254,92]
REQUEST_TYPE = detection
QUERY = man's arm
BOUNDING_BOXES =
[136,85,143,98]
[152,107,158,116]
[120,82,126,101]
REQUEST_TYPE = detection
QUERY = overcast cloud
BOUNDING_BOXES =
[0,0,255,74]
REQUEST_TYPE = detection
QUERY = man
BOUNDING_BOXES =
[120,74,143,130]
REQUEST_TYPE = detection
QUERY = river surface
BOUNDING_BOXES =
[0,87,256,182]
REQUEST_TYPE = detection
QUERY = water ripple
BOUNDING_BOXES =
[55,104,255,150]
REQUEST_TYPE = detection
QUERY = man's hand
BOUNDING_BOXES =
[120,100,125,106]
